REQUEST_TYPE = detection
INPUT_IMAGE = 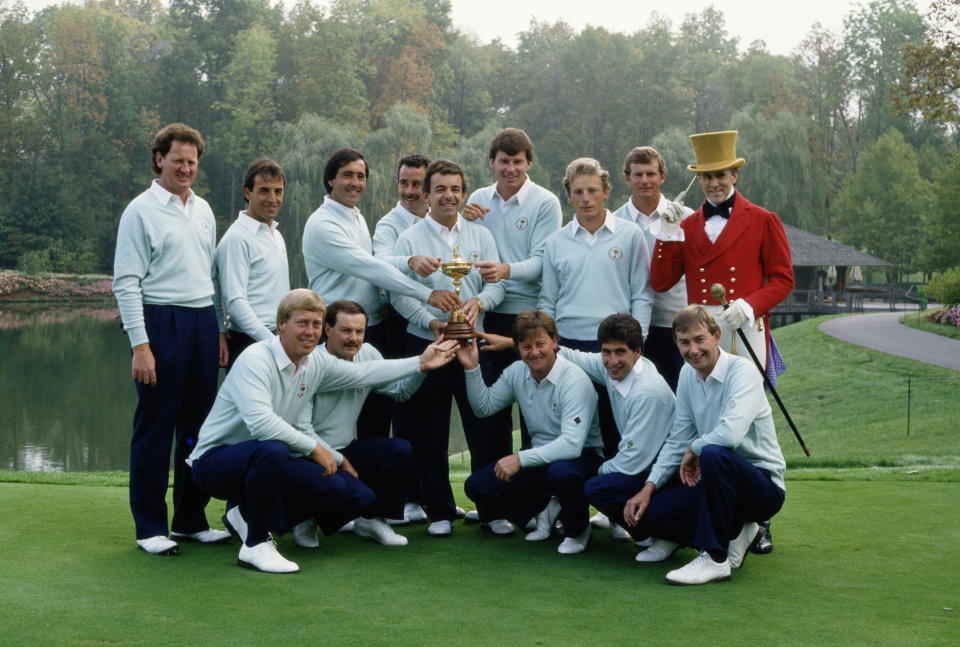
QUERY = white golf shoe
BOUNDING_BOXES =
[238,540,299,574]
[353,517,409,546]
[525,497,561,542]
[665,551,730,586]
[727,521,760,569]
[137,535,179,556]
[292,520,319,548]
[635,538,679,562]
[557,525,592,555]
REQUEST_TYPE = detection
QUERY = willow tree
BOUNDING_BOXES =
[275,113,362,287]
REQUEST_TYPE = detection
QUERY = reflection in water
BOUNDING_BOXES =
[1,305,471,472]
[1,305,134,471]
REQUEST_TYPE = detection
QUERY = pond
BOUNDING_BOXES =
[0,304,471,472]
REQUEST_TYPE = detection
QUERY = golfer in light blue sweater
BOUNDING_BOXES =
[459,310,604,555]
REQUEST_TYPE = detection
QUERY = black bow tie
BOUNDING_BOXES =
[703,195,735,218]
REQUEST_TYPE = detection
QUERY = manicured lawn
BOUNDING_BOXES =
[769,316,959,468]
[901,311,960,340]
[1,477,957,647]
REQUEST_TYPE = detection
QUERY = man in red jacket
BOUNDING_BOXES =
[649,130,793,370]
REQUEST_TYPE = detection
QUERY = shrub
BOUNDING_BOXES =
[934,305,960,327]
[925,267,960,305]
[17,250,51,276]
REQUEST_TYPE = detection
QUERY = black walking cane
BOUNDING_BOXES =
[710,283,811,457]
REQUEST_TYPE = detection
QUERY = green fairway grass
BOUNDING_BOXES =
[1,478,957,647]
[768,316,958,468]
[901,311,960,341]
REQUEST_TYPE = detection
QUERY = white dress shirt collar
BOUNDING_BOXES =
[150,179,194,212]
[696,347,732,386]
[237,210,279,234]
[626,195,666,230]
[426,213,462,247]
[571,209,616,241]
[393,201,424,224]
[323,194,362,221]
[271,335,311,377]
[610,356,644,398]
[494,175,534,205]
[526,354,566,387]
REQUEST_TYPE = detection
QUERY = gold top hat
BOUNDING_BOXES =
[687,130,746,173]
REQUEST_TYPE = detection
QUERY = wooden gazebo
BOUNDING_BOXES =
[773,224,894,322]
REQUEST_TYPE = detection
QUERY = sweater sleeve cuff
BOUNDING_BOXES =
[127,325,149,348]
[690,438,706,456]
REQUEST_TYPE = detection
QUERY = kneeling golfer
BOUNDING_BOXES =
[592,305,785,585]
[457,310,604,555]
[189,289,456,573]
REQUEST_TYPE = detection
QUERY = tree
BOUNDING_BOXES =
[675,7,740,132]
[731,106,823,231]
[211,22,278,217]
[362,103,433,223]
[275,1,369,129]
[920,151,960,272]
[275,113,362,287]
[833,129,931,277]
[793,23,856,213]
[897,0,960,127]
[842,0,927,151]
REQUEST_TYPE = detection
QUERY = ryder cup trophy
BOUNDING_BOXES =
[440,246,475,340]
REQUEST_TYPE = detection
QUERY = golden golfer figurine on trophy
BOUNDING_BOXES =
[440,245,476,340]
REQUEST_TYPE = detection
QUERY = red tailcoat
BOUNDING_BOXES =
[650,191,794,320]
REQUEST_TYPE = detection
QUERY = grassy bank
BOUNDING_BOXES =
[901,310,960,340]
[769,315,958,468]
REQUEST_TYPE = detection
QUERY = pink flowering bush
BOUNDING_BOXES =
[932,305,960,328]
[0,271,113,299]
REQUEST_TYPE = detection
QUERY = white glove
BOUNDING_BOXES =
[657,201,684,238]
[660,200,685,225]
[716,298,754,331]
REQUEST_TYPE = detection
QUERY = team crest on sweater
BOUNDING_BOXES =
[297,383,307,398]
[469,250,481,263]
[516,217,528,230]
[551,400,559,415]
[608,246,623,260]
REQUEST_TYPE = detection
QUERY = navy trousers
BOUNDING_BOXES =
[225,329,256,374]
[340,437,413,520]
[192,440,375,546]
[355,322,394,440]
[130,304,218,539]
[588,445,784,555]
[643,325,684,393]
[400,334,511,522]
[464,451,603,537]
[584,470,654,530]
[559,337,619,460]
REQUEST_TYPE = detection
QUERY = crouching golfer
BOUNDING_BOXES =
[457,309,604,555]
[189,289,456,573]
[587,305,785,585]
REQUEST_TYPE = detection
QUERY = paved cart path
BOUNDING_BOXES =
[818,312,960,371]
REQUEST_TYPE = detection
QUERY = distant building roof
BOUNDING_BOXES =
[784,224,892,267]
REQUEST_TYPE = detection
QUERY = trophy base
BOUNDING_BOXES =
[444,320,475,340]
